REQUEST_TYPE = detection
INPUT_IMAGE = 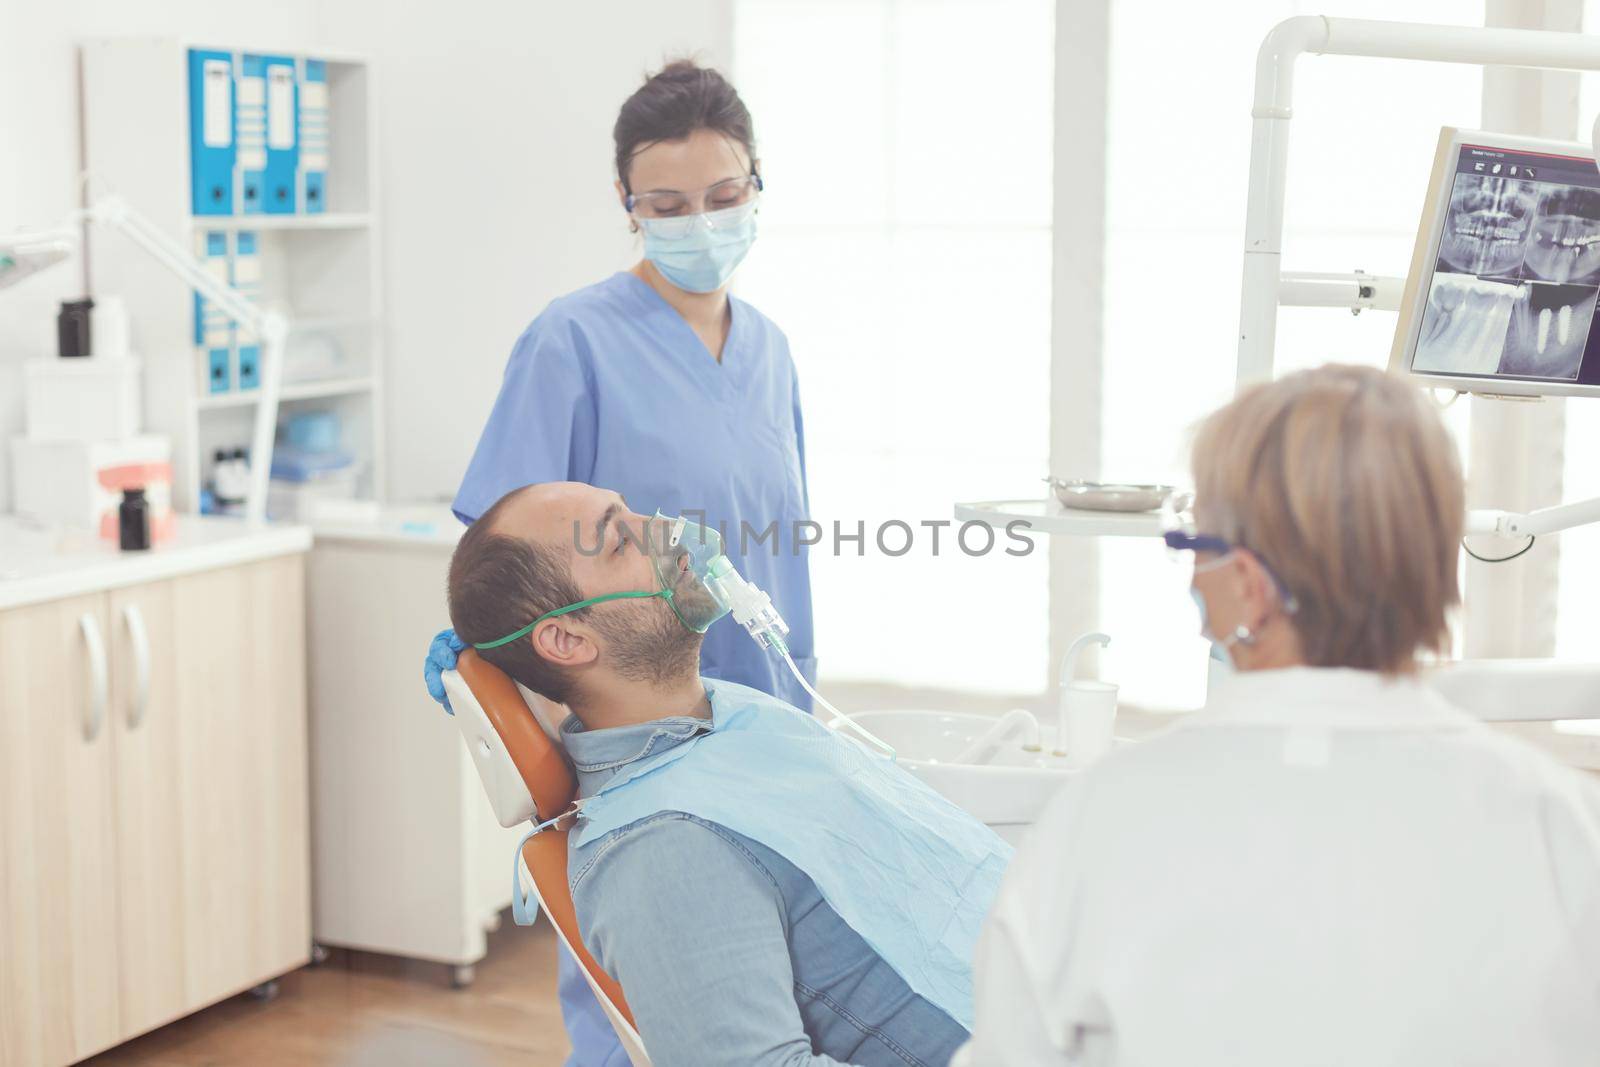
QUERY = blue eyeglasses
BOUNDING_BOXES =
[1162,529,1233,557]
[1160,492,1300,615]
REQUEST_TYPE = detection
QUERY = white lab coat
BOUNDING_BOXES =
[954,667,1600,1067]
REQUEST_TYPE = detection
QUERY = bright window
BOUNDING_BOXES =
[734,0,1054,692]
[1098,1,1483,708]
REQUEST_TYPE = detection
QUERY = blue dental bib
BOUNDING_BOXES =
[569,679,1013,1031]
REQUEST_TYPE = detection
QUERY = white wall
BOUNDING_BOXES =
[314,0,735,504]
[0,0,734,511]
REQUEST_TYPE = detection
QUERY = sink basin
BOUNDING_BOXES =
[828,709,1089,845]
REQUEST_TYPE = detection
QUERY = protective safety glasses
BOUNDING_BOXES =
[1160,492,1233,559]
[1159,491,1300,613]
[626,174,763,236]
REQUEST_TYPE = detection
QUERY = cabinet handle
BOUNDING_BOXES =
[78,613,108,742]
[121,602,151,730]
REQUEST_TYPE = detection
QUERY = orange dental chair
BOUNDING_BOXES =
[441,651,650,1066]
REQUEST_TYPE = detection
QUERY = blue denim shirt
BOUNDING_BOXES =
[564,711,968,1067]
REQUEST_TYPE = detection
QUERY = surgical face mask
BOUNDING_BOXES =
[638,202,758,294]
[1190,586,1233,666]
[470,512,732,652]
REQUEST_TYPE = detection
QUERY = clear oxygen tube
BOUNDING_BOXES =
[702,555,896,760]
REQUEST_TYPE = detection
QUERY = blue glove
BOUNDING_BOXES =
[424,627,467,715]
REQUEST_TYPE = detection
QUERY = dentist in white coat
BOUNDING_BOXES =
[957,364,1600,1066]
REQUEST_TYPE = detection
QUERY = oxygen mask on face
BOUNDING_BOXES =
[644,511,734,634]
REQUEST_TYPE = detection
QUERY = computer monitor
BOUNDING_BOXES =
[1392,127,1600,398]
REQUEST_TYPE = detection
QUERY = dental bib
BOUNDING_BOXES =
[569,679,1012,1031]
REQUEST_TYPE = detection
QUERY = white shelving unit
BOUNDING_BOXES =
[955,498,1164,538]
[80,38,385,514]
[196,212,374,231]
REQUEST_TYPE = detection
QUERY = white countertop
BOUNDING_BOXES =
[306,502,464,549]
[0,514,312,610]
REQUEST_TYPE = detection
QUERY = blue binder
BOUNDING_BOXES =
[233,231,263,390]
[299,59,329,214]
[194,231,233,393]
[187,50,235,215]
[262,54,298,213]
[239,54,297,214]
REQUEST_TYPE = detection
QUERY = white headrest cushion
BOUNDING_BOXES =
[442,669,538,828]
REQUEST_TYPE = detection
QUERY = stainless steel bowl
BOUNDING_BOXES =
[1044,478,1174,513]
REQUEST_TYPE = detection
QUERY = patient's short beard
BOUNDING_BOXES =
[592,600,703,687]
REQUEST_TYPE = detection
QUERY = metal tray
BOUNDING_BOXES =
[1044,478,1174,513]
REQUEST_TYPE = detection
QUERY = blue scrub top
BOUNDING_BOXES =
[454,271,816,709]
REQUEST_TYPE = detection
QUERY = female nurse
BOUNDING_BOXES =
[423,62,816,1067]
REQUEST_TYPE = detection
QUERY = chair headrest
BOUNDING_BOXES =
[444,650,576,827]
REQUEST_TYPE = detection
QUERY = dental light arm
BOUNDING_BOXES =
[3,196,287,525]
[1277,270,1404,312]
[82,196,288,526]
[1467,496,1600,539]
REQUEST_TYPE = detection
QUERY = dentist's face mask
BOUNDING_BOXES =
[1188,548,1301,668]
[471,512,732,652]
[1189,558,1237,667]
[637,202,759,294]
[627,173,763,295]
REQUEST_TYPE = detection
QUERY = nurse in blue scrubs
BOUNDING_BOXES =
[424,61,815,1066]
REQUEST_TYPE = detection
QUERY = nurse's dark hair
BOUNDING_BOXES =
[614,59,756,192]
[447,489,585,705]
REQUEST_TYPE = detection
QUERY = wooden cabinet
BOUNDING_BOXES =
[168,559,309,1007]
[0,592,121,1066]
[107,576,183,1040]
[0,555,309,1067]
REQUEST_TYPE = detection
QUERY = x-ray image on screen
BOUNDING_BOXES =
[1501,282,1594,379]
[1396,132,1600,395]
[1414,275,1520,374]
[1437,176,1536,278]
[1525,186,1600,285]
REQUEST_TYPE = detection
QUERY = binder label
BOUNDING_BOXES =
[203,60,232,147]
[268,66,295,150]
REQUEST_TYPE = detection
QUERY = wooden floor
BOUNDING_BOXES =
[84,916,571,1066]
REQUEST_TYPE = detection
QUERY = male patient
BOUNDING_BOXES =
[447,482,1010,1067]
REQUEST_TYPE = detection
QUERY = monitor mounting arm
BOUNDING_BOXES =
[1240,17,1600,542]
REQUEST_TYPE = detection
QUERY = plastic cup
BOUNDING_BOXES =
[1061,680,1119,767]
